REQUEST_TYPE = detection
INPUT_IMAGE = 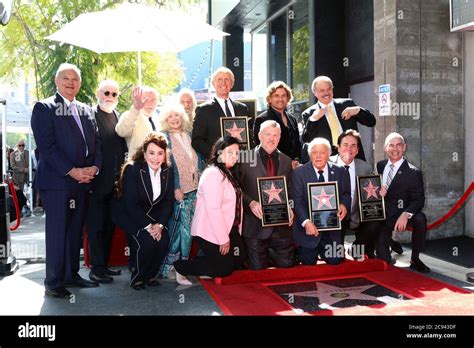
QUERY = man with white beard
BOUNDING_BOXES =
[85,80,128,283]
[115,85,160,159]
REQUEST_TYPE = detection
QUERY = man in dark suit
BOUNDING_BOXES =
[236,120,294,270]
[85,79,128,283]
[301,76,376,161]
[330,129,382,260]
[373,132,430,273]
[191,67,249,159]
[253,81,301,167]
[31,63,102,298]
[291,137,351,265]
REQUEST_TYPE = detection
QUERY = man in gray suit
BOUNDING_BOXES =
[10,140,29,192]
[330,129,382,260]
[236,120,294,270]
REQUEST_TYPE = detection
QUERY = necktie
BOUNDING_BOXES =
[70,102,85,139]
[326,106,340,146]
[386,163,395,187]
[233,188,242,228]
[317,170,325,182]
[224,99,232,117]
[266,153,275,176]
[70,102,88,156]
[148,117,156,131]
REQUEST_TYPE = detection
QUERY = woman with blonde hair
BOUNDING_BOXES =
[158,103,202,281]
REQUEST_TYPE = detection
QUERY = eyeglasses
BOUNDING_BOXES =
[18,144,25,147]
[103,91,118,97]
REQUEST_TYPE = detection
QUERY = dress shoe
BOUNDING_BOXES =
[466,272,474,283]
[131,281,145,290]
[89,270,113,284]
[147,278,160,287]
[105,268,121,276]
[390,240,404,255]
[176,270,192,286]
[45,287,72,298]
[410,258,431,273]
[66,277,99,288]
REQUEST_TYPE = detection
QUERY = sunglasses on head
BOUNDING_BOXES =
[103,91,118,97]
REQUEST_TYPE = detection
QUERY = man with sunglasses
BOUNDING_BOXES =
[116,85,160,159]
[10,140,29,193]
[85,80,128,283]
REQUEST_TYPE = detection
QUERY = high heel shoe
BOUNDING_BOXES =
[175,270,192,286]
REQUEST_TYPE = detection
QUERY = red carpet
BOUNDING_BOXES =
[200,260,474,316]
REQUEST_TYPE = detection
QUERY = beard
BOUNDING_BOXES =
[99,100,118,113]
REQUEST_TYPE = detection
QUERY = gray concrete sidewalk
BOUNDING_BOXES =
[1,213,473,315]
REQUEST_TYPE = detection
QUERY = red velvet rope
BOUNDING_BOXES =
[426,181,474,231]
[8,180,21,231]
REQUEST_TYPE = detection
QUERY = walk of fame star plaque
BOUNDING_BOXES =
[356,175,386,222]
[220,116,250,149]
[307,181,341,231]
[257,176,291,227]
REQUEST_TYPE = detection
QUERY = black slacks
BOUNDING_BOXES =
[85,192,115,271]
[244,228,294,270]
[174,228,246,278]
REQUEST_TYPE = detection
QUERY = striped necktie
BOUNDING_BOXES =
[386,164,395,187]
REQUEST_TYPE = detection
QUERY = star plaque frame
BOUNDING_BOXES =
[257,176,291,227]
[220,116,250,150]
[356,174,386,222]
[307,181,341,231]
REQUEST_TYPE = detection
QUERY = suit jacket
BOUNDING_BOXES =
[10,149,29,185]
[191,98,249,159]
[191,166,243,245]
[253,107,302,161]
[330,155,373,225]
[376,159,425,230]
[92,106,128,197]
[120,161,175,232]
[236,147,293,239]
[301,99,376,160]
[115,106,159,159]
[290,161,351,249]
[30,93,102,191]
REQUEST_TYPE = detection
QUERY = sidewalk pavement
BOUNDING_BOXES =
[1,213,472,315]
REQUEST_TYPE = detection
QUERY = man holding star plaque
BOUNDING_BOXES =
[290,137,351,266]
[330,129,385,261]
[235,120,295,270]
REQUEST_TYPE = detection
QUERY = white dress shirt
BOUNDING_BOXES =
[309,101,343,134]
[215,96,235,117]
[148,166,162,201]
[382,157,405,187]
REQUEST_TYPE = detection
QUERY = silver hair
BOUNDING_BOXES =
[307,137,331,154]
[55,63,81,80]
[258,120,281,135]
[384,132,405,147]
[311,75,333,93]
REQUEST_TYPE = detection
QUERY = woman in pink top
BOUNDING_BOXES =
[173,136,246,284]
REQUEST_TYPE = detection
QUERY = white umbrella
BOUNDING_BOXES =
[46,4,229,84]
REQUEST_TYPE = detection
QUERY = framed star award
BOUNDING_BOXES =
[257,176,291,227]
[356,174,386,222]
[307,181,341,231]
[220,116,250,149]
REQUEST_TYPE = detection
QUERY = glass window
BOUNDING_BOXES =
[252,25,268,112]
